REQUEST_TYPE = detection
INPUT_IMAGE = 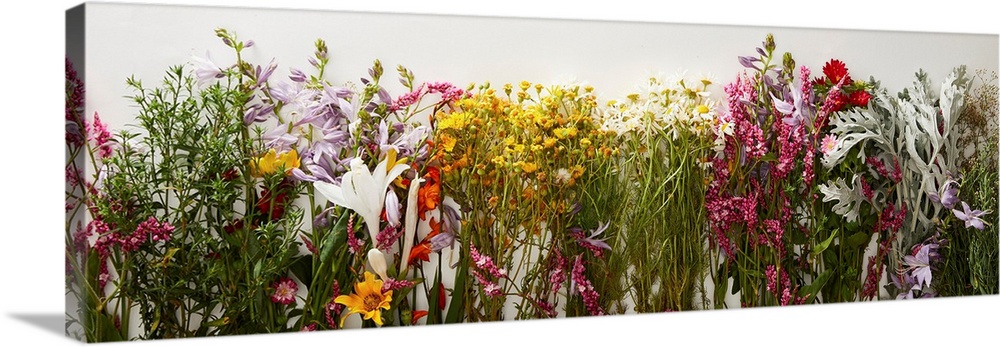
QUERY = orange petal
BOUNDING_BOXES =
[411,310,428,325]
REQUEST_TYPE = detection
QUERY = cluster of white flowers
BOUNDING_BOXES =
[597,74,719,141]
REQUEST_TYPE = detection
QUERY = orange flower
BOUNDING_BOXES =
[418,167,441,220]
[408,243,431,266]
[411,310,428,325]
[407,218,441,266]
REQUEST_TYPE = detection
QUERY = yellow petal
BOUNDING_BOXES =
[334,294,362,308]
[370,310,383,326]
[385,149,397,174]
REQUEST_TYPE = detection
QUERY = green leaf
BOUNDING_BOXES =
[98,312,124,341]
[445,258,467,324]
[730,265,742,295]
[428,269,442,324]
[812,228,839,256]
[847,232,872,249]
[253,260,263,279]
[800,269,833,304]
[319,212,349,267]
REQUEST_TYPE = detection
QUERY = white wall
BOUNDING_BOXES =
[86,3,998,132]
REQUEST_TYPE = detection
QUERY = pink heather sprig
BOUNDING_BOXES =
[771,120,806,180]
[346,214,364,255]
[765,265,778,293]
[300,234,317,255]
[472,269,503,298]
[534,298,557,318]
[569,229,606,259]
[66,166,84,189]
[866,157,901,183]
[382,278,415,293]
[469,244,506,278]
[814,75,848,130]
[876,202,907,233]
[723,73,767,159]
[425,81,469,103]
[390,84,425,112]
[765,264,793,306]
[89,112,114,159]
[549,249,567,293]
[799,66,813,96]
[802,145,816,186]
[860,176,874,201]
[301,323,317,332]
[376,225,403,251]
[72,221,92,256]
[141,217,175,243]
[891,158,903,183]
[324,281,343,329]
[570,255,604,316]
[66,58,86,148]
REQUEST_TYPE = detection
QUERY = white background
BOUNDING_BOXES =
[1,0,999,346]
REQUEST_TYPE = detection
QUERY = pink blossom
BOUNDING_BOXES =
[570,255,604,316]
[89,112,113,159]
[270,277,298,305]
[346,214,364,255]
[469,244,506,278]
[820,135,838,155]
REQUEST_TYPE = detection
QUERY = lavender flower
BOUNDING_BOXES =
[191,51,225,87]
[261,126,298,152]
[579,222,612,251]
[952,201,988,230]
[772,87,806,128]
[903,244,934,288]
[738,56,760,70]
[928,178,959,209]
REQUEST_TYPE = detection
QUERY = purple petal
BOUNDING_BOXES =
[738,56,759,69]
[291,168,317,182]
[969,218,985,230]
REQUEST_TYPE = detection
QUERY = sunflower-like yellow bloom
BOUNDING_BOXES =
[250,148,300,177]
[334,272,393,326]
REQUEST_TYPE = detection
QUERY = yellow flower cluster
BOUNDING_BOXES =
[433,81,618,234]
[249,148,301,177]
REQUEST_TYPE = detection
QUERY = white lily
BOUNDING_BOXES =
[367,248,390,282]
[399,175,425,274]
[313,150,410,242]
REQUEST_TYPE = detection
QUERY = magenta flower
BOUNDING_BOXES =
[953,201,988,230]
[89,112,113,159]
[271,277,298,305]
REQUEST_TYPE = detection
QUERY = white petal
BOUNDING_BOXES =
[399,176,425,274]
[367,248,390,282]
[313,181,349,208]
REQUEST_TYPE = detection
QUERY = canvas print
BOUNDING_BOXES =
[65,2,999,342]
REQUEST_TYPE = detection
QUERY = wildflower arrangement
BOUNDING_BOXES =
[433,81,623,319]
[65,28,998,342]
[598,75,718,311]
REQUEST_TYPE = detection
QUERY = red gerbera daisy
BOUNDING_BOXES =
[822,59,852,85]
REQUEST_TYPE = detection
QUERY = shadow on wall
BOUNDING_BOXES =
[9,313,66,338]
